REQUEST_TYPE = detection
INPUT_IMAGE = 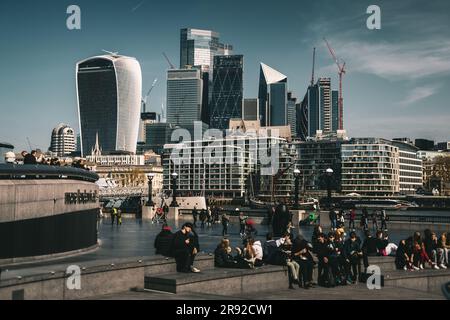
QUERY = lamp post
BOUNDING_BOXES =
[146,173,155,206]
[170,172,179,207]
[326,168,334,208]
[294,169,300,209]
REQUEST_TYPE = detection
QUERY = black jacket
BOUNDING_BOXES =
[154,230,174,257]
[362,237,378,255]
[214,246,236,267]
[172,230,190,255]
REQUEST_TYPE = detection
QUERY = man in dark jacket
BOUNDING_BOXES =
[315,233,334,287]
[344,231,363,283]
[154,225,174,257]
[172,223,195,273]
[272,202,290,237]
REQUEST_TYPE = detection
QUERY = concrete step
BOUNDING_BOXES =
[367,256,396,272]
[143,254,214,275]
[383,267,450,295]
[145,265,291,295]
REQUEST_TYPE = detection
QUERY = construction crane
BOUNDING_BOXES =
[141,78,158,113]
[324,38,346,130]
[102,49,119,57]
[162,52,175,69]
[26,137,33,150]
[310,47,316,86]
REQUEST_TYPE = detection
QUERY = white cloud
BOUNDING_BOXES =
[398,86,439,106]
[329,40,450,81]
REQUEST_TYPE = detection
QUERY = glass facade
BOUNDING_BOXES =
[180,28,233,74]
[166,69,203,126]
[341,138,400,196]
[77,55,142,156]
[299,78,340,139]
[210,55,243,130]
[243,98,259,121]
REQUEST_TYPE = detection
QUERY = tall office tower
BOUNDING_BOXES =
[210,55,243,130]
[243,98,259,121]
[287,92,297,137]
[49,123,76,157]
[180,28,233,73]
[166,68,204,126]
[76,53,142,156]
[298,78,340,139]
[258,63,288,127]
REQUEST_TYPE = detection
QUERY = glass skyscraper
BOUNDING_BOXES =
[180,28,233,73]
[258,63,288,127]
[76,54,142,156]
[298,78,340,139]
[210,55,243,130]
[166,68,203,126]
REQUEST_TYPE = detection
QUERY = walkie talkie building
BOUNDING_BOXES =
[76,54,142,156]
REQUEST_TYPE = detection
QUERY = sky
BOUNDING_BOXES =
[0,0,449,151]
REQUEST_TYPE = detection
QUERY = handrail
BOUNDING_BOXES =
[0,164,99,183]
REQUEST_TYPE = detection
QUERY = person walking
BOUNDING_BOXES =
[117,210,122,226]
[111,208,117,225]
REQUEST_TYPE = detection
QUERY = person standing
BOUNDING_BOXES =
[172,223,196,273]
[221,212,230,236]
[239,212,248,236]
[371,210,378,232]
[192,206,198,227]
[329,208,337,231]
[380,209,388,231]
[273,202,290,237]
[349,208,356,230]
[23,150,37,165]
[361,208,369,231]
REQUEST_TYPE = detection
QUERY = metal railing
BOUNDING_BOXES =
[0,164,99,183]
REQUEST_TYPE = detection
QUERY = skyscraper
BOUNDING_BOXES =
[180,28,233,72]
[258,63,288,127]
[166,68,203,126]
[243,98,259,121]
[298,78,340,139]
[76,53,142,156]
[210,55,243,130]
[49,123,76,156]
[287,92,297,137]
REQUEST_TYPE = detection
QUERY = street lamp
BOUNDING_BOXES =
[170,172,179,207]
[326,168,334,208]
[146,173,155,206]
[293,168,301,209]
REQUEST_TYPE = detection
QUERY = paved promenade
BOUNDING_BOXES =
[1,217,414,280]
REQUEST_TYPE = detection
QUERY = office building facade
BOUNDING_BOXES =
[49,124,76,157]
[76,54,142,156]
[341,138,400,196]
[210,55,243,130]
[258,63,288,127]
[243,98,259,121]
[391,140,423,195]
[415,138,435,151]
[180,28,233,73]
[298,78,340,139]
[294,139,344,192]
[166,68,204,126]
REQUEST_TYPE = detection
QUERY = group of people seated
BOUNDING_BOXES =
[396,230,449,271]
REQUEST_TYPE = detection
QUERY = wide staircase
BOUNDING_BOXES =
[144,254,450,297]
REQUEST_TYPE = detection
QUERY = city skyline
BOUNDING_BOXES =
[1,0,450,151]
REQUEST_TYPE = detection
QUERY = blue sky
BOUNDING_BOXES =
[0,0,449,151]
